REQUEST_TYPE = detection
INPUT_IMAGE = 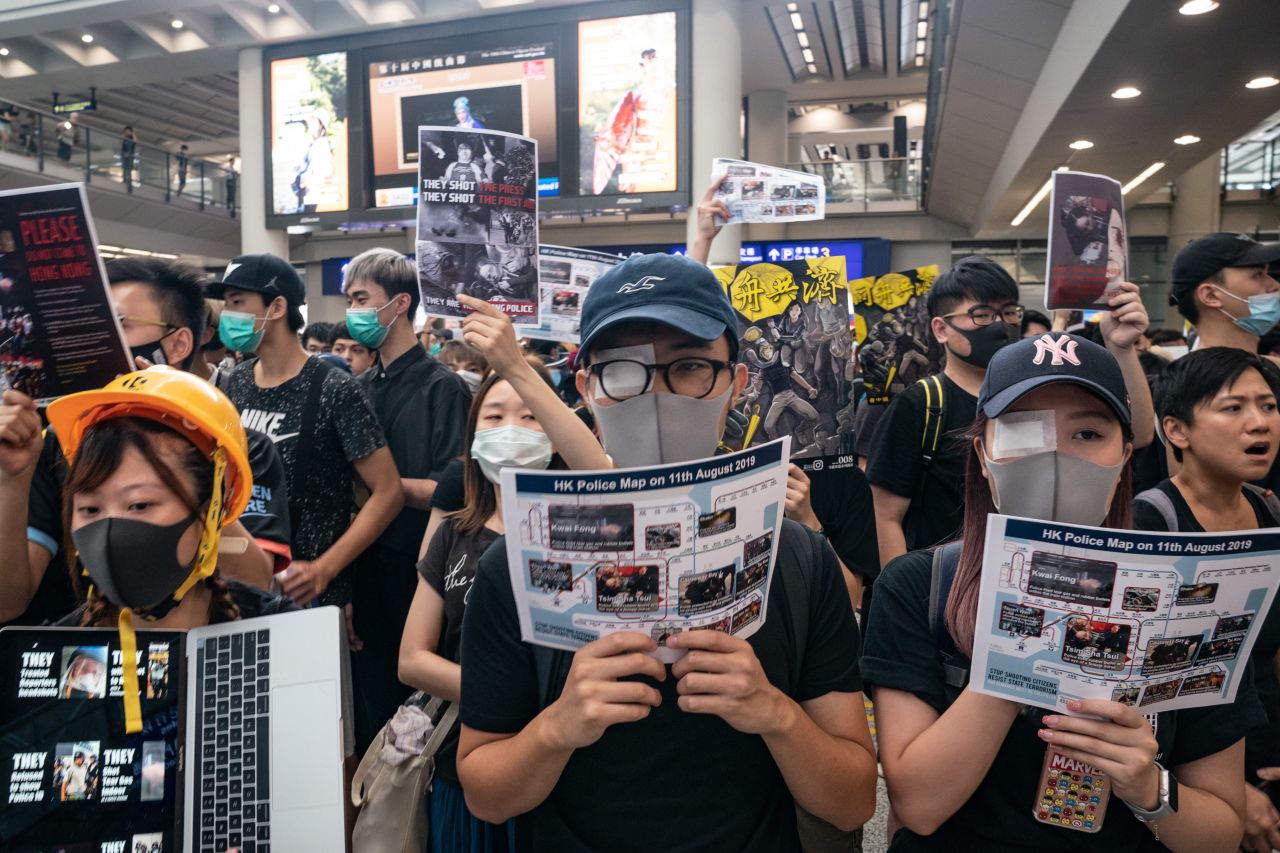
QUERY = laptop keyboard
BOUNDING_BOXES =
[195,628,271,853]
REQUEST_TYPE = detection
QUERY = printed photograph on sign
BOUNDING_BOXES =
[58,646,107,700]
[1045,170,1126,309]
[677,565,734,616]
[51,742,99,802]
[595,564,660,613]
[1026,552,1117,608]
[851,265,941,406]
[1061,618,1130,671]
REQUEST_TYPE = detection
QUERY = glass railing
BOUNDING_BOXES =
[0,104,238,216]
[787,157,922,206]
[1222,140,1277,190]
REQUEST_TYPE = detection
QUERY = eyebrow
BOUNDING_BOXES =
[668,337,718,353]
[1062,409,1111,421]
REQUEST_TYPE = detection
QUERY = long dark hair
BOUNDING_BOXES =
[62,416,240,626]
[943,410,1134,657]
[450,357,561,537]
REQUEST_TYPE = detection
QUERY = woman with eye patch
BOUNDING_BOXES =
[861,332,1263,852]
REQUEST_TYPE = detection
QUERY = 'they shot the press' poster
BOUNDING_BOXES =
[0,183,131,404]
[851,265,941,405]
[415,126,539,323]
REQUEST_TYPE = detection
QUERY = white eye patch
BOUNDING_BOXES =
[590,344,655,402]
[992,409,1057,458]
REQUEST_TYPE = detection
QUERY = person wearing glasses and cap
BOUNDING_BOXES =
[455,253,878,851]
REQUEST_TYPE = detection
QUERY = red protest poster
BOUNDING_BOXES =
[1045,170,1127,310]
[0,183,131,403]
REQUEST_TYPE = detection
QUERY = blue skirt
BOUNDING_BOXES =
[430,776,517,853]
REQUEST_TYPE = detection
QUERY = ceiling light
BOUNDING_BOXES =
[267,3,281,13]
[806,62,818,74]
[797,31,809,47]
[914,55,924,67]
[802,48,815,63]
[1011,175,1056,226]
[80,33,94,43]
[1246,76,1279,89]
[790,12,804,30]
[916,20,928,38]
[786,2,798,9]
[918,0,929,16]
[1068,139,1094,150]
[1111,86,1141,98]
[1178,0,1219,13]
[0,48,9,56]
[171,18,184,29]
[915,39,926,55]
[1173,134,1201,145]
[1122,161,1166,195]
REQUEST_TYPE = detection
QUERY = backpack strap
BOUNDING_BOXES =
[287,357,336,544]
[1134,488,1180,532]
[918,375,946,459]
[1243,483,1280,527]
[929,541,970,702]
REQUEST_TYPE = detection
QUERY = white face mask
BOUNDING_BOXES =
[456,370,483,392]
[470,425,552,484]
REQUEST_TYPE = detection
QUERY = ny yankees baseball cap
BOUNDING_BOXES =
[206,253,306,306]
[579,253,740,361]
[978,331,1131,427]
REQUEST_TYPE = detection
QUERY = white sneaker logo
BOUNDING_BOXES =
[617,275,665,294]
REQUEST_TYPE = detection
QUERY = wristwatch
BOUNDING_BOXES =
[1126,763,1179,825]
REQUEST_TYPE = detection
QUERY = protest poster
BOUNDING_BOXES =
[415,126,539,323]
[501,438,789,660]
[711,158,825,224]
[714,258,857,471]
[0,183,131,404]
[517,245,622,344]
[969,514,1280,714]
[1045,170,1127,309]
[850,264,941,405]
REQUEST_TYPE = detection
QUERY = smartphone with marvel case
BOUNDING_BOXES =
[1032,744,1110,832]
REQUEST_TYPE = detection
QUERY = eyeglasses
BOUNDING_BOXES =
[588,357,733,401]
[117,315,173,331]
[941,304,1025,326]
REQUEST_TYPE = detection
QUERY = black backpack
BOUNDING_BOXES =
[1135,484,1280,531]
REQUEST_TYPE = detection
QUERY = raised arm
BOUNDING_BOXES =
[687,175,730,265]
[0,390,47,621]
[1100,281,1155,447]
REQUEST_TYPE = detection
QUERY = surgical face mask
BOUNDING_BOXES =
[456,369,483,392]
[1161,344,1189,360]
[219,310,266,353]
[948,321,1019,369]
[1214,286,1280,337]
[470,425,553,484]
[588,345,731,467]
[345,300,394,348]
[981,410,1123,526]
[72,514,199,614]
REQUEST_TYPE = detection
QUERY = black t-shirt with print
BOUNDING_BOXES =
[223,357,386,606]
[431,459,466,513]
[861,549,1267,852]
[417,517,499,783]
[459,520,862,852]
[1133,477,1280,780]
[806,464,879,584]
[865,374,977,551]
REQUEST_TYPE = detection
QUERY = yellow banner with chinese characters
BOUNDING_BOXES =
[719,257,848,324]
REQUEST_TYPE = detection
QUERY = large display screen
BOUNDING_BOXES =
[270,52,350,215]
[578,12,678,196]
[368,42,559,208]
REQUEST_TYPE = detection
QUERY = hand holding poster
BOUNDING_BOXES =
[715,259,857,469]
[710,158,825,224]
[969,514,1280,714]
[517,245,622,344]
[0,184,131,404]
[500,439,789,661]
[850,265,941,405]
[415,126,539,323]
[1045,170,1127,309]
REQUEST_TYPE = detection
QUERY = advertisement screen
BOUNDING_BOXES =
[578,12,678,196]
[368,43,558,207]
[270,52,350,215]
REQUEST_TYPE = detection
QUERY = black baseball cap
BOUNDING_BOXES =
[1170,232,1280,307]
[206,253,305,306]
[978,332,1131,427]
[578,253,739,360]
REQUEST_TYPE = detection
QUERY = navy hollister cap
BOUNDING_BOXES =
[978,332,1131,427]
[579,253,740,360]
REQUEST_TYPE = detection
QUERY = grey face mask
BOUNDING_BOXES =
[983,447,1124,527]
[592,386,731,467]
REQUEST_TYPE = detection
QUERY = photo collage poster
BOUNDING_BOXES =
[415,126,540,322]
[714,257,857,470]
[1045,170,1127,310]
[517,245,623,344]
[711,158,825,224]
[850,264,941,406]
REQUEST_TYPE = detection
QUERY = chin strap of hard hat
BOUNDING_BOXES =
[119,608,142,734]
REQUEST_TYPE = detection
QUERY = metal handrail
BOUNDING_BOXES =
[0,99,238,217]
[786,156,923,206]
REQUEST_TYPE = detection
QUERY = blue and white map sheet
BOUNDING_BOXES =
[971,514,1280,714]
[500,439,790,662]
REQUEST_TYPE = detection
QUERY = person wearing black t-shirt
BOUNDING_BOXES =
[867,256,1155,572]
[457,254,877,851]
[863,333,1262,852]
[1131,348,1280,851]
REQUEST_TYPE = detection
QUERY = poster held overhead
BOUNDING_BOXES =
[0,183,131,405]
[851,265,942,405]
[518,246,622,344]
[710,158,825,225]
[1045,170,1127,310]
[415,126,539,323]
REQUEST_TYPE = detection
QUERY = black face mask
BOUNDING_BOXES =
[129,340,169,367]
[72,514,198,618]
[948,321,1019,368]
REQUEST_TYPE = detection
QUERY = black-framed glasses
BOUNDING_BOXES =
[588,357,733,401]
[942,304,1025,326]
